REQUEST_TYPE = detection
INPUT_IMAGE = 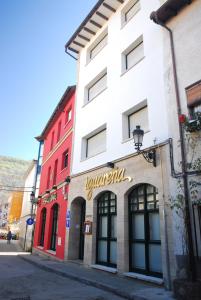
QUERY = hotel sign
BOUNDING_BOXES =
[43,193,57,205]
[85,168,132,200]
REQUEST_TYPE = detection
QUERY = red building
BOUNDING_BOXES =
[33,86,75,260]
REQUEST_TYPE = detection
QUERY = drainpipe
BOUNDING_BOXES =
[65,48,78,61]
[150,12,196,281]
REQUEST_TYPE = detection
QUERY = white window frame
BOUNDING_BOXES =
[81,125,107,160]
[87,29,108,63]
[121,0,140,27]
[85,69,107,103]
[122,100,149,141]
[121,35,144,74]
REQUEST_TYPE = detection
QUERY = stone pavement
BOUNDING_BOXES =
[0,239,25,253]
[20,253,175,300]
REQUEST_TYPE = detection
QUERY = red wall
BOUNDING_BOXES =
[34,89,75,260]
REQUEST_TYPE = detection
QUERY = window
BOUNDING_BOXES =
[186,80,201,117]
[66,109,72,123]
[46,166,51,190]
[90,34,108,60]
[129,184,162,277]
[97,192,117,267]
[57,121,61,143]
[122,36,144,72]
[39,208,46,247]
[50,204,59,251]
[87,29,108,63]
[128,106,149,138]
[123,0,140,24]
[53,159,58,186]
[86,129,106,158]
[50,131,55,151]
[62,150,69,169]
[87,71,107,102]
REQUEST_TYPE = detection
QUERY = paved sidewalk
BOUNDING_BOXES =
[0,239,25,253]
[19,254,175,300]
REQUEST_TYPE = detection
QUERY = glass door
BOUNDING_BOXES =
[129,184,162,277]
[39,208,46,246]
[50,204,58,251]
[79,201,86,260]
[97,192,117,267]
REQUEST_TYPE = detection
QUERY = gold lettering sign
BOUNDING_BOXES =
[85,168,132,200]
[43,193,57,205]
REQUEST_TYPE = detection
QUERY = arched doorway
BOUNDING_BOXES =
[39,208,46,247]
[50,203,59,251]
[128,184,162,277]
[69,197,86,260]
[96,191,117,267]
[79,200,86,260]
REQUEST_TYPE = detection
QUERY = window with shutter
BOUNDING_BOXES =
[86,129,106,158]
[90,34,108,60]
[124,0,140,23]
[128,106,149,138]
[88,73,107,102]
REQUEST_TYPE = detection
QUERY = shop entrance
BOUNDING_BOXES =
[50,203,59,251]
[79,201,86,260]
[39,208,46,246]
[128,184,162,277]
[69,197,86,260]
[96,191,117,268]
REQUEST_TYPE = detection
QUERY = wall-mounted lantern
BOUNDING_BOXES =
[133,125,156,167]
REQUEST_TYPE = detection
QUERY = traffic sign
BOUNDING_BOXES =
[26,218,34,225]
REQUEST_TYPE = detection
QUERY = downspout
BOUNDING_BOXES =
[150,12,196,281]
[31,140,43,252]
[65,48,78,61]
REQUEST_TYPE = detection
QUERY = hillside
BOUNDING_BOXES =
[0,156,32,204]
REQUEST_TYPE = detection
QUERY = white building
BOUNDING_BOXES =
[64,0,184,288]
[19,160,38,251]
[151,0,201,285]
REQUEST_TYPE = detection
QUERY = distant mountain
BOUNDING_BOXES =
[0,156,32,204]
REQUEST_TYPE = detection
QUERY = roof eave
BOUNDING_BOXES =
[65,0,104,51]
[150,0,192,24]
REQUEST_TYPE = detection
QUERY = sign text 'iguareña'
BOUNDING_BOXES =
[85,168,132,200]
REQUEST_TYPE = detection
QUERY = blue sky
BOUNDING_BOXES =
[0,0,96,161]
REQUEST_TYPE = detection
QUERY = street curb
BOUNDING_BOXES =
[19,255,147,300]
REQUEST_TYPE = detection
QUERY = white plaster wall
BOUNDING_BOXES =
[72,0,168,174]
[19,163,37,249]
[21,164,37,218]
[161,0,201,256]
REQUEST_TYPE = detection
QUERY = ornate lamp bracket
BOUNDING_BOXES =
[141,149,156,167]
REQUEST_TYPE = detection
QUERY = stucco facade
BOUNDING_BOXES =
[33,86,75,260]
[19,161,37,251]
[154,0,201,278]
